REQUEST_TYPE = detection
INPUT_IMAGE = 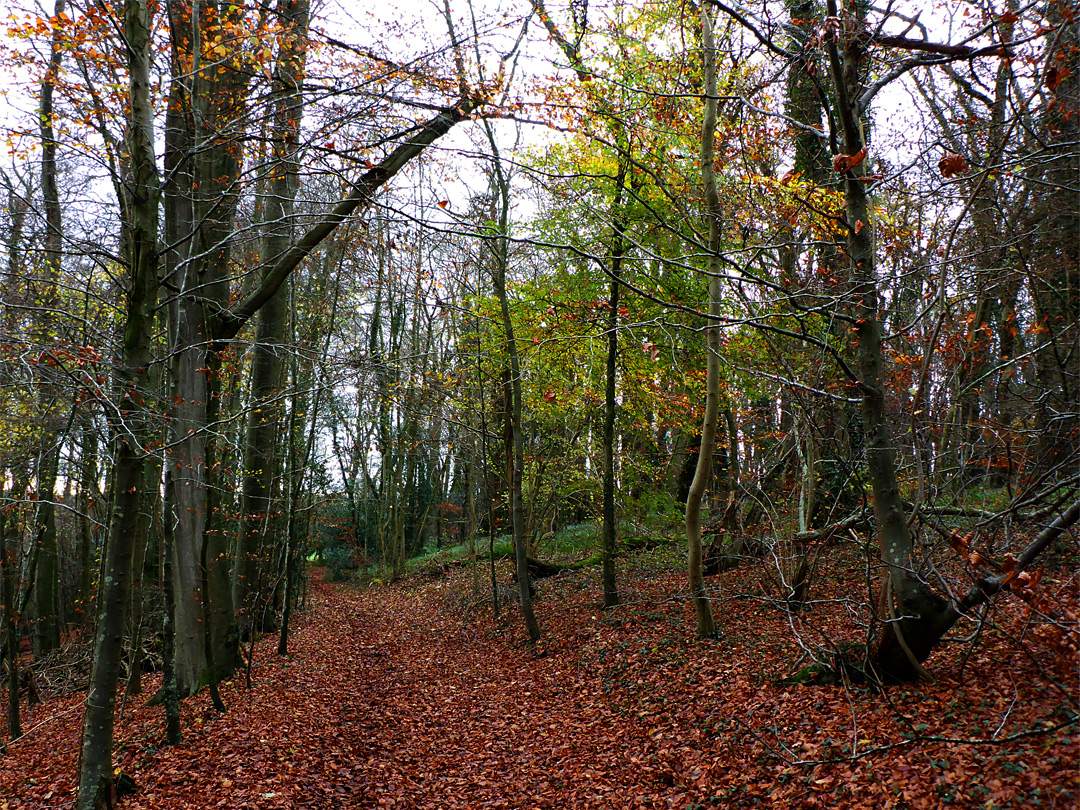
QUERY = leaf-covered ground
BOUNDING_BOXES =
[2,546,1077,809]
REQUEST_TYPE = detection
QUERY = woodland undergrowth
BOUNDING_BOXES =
[1,545,1077,809]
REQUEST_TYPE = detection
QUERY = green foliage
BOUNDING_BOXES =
[491,534,515,558]
[322,546,359,583]
[539,522,598,557]
[630,489,684,528]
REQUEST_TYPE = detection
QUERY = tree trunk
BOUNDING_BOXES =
[31,0,67,659]
[684,4,721,639]
[824,0,936,681]
[167,306,211,695]
[601,177,627,609]
[164,0,253,694]
[277,382,307,657]
[32,446,61,656]
[1026,5,1078,473]
[236,0,310,631]
[126,453,161,696]
[160,467,182,746]
[280,258,334,654]
[76,425,99,628]
[76,0,159,801]
[485,140,540,643]
[472,324,500,616]
[1,480,20,740]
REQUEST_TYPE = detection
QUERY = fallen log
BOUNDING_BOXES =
[525,553,600,580]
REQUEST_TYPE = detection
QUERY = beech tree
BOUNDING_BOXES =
[77,0,159,802]
[233,0,310,633]
[155,0,483,697]
[683,3,722,639]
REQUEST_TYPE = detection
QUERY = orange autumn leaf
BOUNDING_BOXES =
[832,147,867,174]
[938,152,968,178]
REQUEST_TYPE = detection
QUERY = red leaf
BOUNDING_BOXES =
[833,147,867,174]
[938,152,968,178]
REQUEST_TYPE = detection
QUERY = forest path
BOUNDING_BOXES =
[1,572,689,809]
[340,582,637,810]
[3,565,1075,809]
[120,572,683,810]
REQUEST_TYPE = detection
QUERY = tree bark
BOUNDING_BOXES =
[76,0,159,802]
[31,0,68,659]
[76,425,99,628]
[160,467,182,746]
[601,174,627,609]
[1,480,20,740]
[824,0,935,681]
[684,4,721,639]
[163,0,239,697]
[485,137,540,643]
[236,0,310,631]
[126,452,161,696]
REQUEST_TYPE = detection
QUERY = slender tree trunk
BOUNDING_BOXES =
[160,467,182,746]
[278,359,306,656]
[31,0,68,659]
[601,194,626,609]
[125,452,161,696]
[684,4,721,639]
[236,0,310,630]
[76,425,99,629]
[1,480,20,740]
[824,0,937,681]
[280,261,334,655]
[32,446,61,656]
[473,327,500,616]
[486,149,540,642]
[76,0,159,801]
[277,381,306,657]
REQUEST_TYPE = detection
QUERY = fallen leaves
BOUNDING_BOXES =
[1,551,1077,809]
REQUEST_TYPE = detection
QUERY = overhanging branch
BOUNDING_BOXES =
[215,97,481,342]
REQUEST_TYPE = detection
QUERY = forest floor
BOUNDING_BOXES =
[1,543,1078,809]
